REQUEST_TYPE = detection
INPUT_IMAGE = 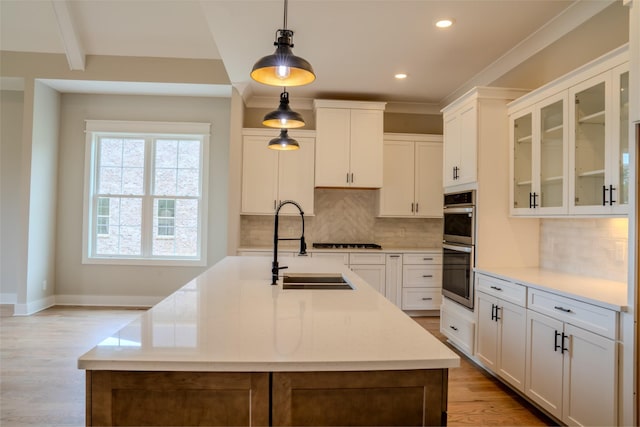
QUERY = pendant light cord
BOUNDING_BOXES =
[283,0,288,29]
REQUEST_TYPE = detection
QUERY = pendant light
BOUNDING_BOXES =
[251,0,315,87]
[268,129,299,150]
[263,90,305,128]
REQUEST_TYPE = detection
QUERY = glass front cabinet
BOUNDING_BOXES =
[510,92,568,215]
[569,64,629,215]
[509,48,628,217]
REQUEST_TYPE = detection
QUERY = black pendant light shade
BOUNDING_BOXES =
[251,30,315,87]
[268,129,300,151]
[251,0,315,87]
[263,90,305,128]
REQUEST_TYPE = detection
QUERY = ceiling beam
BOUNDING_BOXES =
[51,0,85,71]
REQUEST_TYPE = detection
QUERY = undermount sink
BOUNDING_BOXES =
[282,273,353,290]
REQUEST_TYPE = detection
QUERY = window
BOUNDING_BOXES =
[83,121,210,266]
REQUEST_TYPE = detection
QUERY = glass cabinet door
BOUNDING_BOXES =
[573,79,606,207]
[617,70,629,207]
[539,98,565,209]
[513,112,533,210]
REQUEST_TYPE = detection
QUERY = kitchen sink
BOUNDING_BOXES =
[282,273,353,290]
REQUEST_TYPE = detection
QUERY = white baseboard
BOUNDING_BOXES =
[13,295,56,316]
[0,293,17,305]
[55,294,160,308]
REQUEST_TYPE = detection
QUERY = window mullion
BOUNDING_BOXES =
[141,137,154,257]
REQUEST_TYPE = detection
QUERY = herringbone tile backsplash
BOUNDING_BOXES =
[240,189,443,250]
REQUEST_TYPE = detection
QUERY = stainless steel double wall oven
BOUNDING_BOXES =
[442,190,476,309]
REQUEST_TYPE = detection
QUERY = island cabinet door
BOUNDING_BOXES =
[86,371,269,426]
[271,369,448,426]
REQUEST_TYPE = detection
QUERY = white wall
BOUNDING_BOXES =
[54,93,230,304]
[0,90,24,303]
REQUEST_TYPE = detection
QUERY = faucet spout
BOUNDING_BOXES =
[272,200,307,285]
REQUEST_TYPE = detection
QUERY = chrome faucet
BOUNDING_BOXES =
[272,200,307,285]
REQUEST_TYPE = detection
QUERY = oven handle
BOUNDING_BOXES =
[443,206,474,214]
[443,243,473,253]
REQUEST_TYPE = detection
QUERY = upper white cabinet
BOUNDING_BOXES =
[313,100,385,188]
[241,129,315,215]
[509,46,629,216]
[442,87,529,190]
[378,133,443,217]
[510,92,569,215]
[443,101,477,187]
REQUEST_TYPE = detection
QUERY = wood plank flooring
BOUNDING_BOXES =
[1,305,556,426]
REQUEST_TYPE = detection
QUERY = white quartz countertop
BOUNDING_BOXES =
[79,256,459,372]
[238,246,442,254]
[475,267,628,312]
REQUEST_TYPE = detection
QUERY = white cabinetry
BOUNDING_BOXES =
[525,288,617,426]
[442,87,529,190]
[384,254,403,308]
[401,253,442,311]
[440,297,475,356]
[313,100,385,188]
[508,46,629,216]
[241,129,315,215]
[378,134,443,217]
[443,101,477,187]
[475,274,527,392]
[310,252,386,294]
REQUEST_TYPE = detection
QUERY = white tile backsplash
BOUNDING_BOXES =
[540,218,628,282]
[240,189,443,250]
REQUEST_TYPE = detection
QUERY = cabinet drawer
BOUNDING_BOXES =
[476,274,526,307]
[349,252,386,265]
[528,289,617,339]
[402,265,442,288]
[440,307,474,355]
[403,253,442,265]
[402,289,442,310]
[311,252,349,265]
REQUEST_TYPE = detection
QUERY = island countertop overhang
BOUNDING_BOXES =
[78,256,459,372]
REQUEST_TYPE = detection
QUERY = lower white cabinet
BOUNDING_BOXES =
[476,291,527,393]
[350,264,386,294]
[401,253,442,311]
[384,254,403,307]
[525,299,617,426]
[440,297,475,355]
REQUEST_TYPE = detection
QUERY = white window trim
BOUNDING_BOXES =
[82,120,210,267]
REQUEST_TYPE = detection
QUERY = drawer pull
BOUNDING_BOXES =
[422,274,433,278]
[423,257,433,261]
[421,297,433,301]
[554,306,572,313]
[490,286,503,291]
[449,325,458,331]
[389,255,400,258]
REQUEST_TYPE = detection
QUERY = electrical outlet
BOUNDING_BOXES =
[42,280,47,291]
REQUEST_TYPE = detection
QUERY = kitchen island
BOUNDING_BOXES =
[79,256,459,426]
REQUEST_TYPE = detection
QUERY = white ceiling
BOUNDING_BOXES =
[0,0,616,108]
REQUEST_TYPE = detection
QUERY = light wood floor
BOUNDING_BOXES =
[0,305,556,426]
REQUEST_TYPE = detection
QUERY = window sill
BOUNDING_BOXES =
[82,256,206,267]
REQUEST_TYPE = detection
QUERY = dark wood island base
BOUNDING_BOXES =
[86,369,448,426]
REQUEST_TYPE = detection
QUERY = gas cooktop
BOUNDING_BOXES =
[312,243,383,250]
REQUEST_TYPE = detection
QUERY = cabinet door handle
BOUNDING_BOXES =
[422,274,433,278]
[561,332,569,354]
[490,285,502,291]
[351,173,354,183]
[491,304,496,321]
[554,306,572,313]
[273,200,276,210]
[421,297,433,301]
[609,185,616,205]
[415,203,419,213]
[554,330,562,352]
[411,202,414,212]
[449,325,458,331]
[532,192,538,208]
[603,185,608,206]
[494,305,501,322]
[346,173,350,184]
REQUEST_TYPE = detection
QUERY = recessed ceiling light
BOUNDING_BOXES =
[435,19,454,28]
[394,73,408,79]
